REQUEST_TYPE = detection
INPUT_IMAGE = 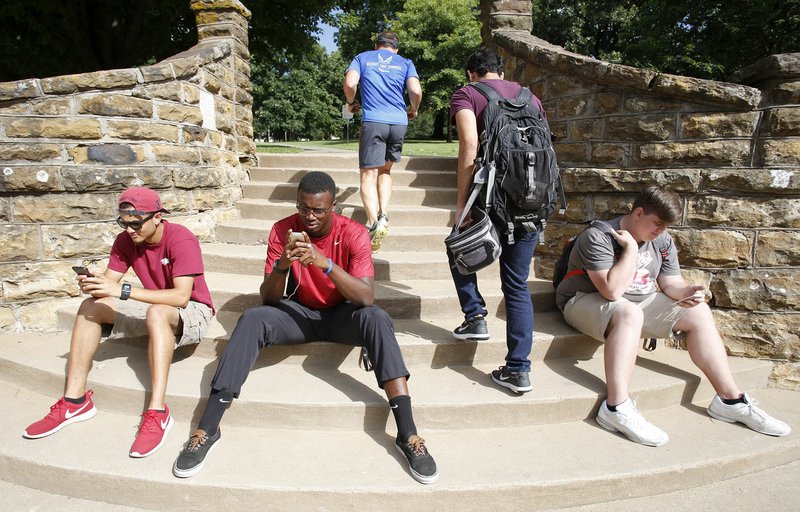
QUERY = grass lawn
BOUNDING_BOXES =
[257,139,458,158]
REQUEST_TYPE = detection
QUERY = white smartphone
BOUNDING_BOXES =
[674,291,706,304]
[289,232,304,243]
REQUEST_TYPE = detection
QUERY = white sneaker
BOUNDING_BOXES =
[596,399,669,447]
[707,393,791,436]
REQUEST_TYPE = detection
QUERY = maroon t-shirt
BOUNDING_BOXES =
[449,78,546,133]
[108,220,215,314]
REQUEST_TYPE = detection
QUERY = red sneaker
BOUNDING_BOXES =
[23,390,97,439]
[129,405,173,458]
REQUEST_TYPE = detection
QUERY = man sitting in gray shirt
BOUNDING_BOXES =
[556,186,790,446]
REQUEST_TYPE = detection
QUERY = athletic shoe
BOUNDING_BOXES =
[129,405,173,458]
[395,435,438,484]
[173,428,222,478]
[490,366,532,393]
[596,399,669,447]
[369,214,389,252]
[23,390,97,439]
[453,316,490,340]
[707,393,791,436]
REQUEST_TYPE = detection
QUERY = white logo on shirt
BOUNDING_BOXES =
[161,258,170,266]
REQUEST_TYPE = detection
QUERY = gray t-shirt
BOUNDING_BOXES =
[555,217,681,310]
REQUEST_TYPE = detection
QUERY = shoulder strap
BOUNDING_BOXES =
[515,87,533,103]
[469,81,502,102]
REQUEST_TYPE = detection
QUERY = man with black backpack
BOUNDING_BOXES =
[446,46,555,393]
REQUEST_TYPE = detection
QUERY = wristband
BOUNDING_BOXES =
[273,260,290,275]
[323,258,333,275]
[120,282,132,301]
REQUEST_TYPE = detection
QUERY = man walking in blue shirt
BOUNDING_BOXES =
[343,31,422,251]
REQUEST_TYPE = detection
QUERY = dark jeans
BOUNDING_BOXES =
[447,228,539,372]
[210,300,410,396]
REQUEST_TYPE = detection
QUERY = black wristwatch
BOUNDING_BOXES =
[120,282,132,300]
[273,260,290,275]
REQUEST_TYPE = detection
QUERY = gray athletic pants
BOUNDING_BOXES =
[210,299,410,395]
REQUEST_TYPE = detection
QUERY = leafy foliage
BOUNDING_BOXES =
[532,0,800,80]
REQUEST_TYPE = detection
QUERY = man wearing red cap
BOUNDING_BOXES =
[23,187,215,459]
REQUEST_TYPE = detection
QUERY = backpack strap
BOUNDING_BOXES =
[468,81,502,102]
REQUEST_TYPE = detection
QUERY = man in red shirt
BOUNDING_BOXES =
[23,187,214,459]
[173,171,438,484]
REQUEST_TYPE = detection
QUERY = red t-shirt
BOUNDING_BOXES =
[108,220,215,314]
[265,213,374,309]
[449,78,546,133]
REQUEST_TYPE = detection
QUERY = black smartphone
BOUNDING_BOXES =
[72,266,93,276]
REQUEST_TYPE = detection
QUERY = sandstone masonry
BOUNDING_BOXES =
[0,0,252,331]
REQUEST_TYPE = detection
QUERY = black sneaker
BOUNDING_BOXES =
[395,435,438,484]
[453,316,490,340]
[173,428,221,478]
[491,366,532,393]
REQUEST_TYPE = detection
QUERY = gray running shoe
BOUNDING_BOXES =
[396,434,438,484]
[173,428,221,478]
[491,366,532,393]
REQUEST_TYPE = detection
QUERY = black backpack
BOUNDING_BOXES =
[470,81,567,245]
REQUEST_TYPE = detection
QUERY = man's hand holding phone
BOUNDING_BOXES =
[674,287,707,308]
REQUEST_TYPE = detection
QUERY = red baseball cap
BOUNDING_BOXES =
[118,187,171,215]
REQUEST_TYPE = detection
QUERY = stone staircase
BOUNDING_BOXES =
[0,152,798,510]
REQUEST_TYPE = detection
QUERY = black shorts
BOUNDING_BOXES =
[359,121,408,169]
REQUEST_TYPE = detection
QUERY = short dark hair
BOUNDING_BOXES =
[298,171,336,198]
[465,46,504,77]
[632,186,682,224]
[376,31,399,48]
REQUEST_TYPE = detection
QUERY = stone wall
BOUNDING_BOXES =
[483,2,799,387]
[0,0,254,332]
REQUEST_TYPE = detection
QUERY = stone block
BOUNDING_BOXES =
[688,196,800,228]
[710,269,798,311]
[31,98,71,115]
[590,194,636,219]
[172,167,227,188]
[0,306,15,331]
[635,140,751,167]
[155,103,203,124]
[594,92,622,114]
[42,223,118,258]
[763,81,800,105]
[18,298,78,332]
[549,122,568,142]
[40,70,140,94]
[191,186,240,211]
[169,211,216,242]
[713,309,799,360]
[0,79,39,101]
[0,198,9,221]
[703,168,798,195]
[132,83,183,102]
[79,95,153,118]
[756,231,800,267]
[759,139,800,166]
[0,166,62,192]
[169,54,202,79]
[106,120,180,142]
[182,126,208,144]
[536,222,587,258]
[0,143,61,162]
[13,193,116,222]
[546,75,595,97]
[590,144,627,165]
[569,119,603,140]
[769,362,800,391]
[624,95,685,113]
[182,84,202,104]
[606,114,676,141]
[681,112,758,139]
[68,144,146,165]
[140,62,175,83]
[559,96,589,118]
[650,74,760,108]
[5,117,103,139]
[670,229,752,268]
[561,168,701,193]
[60,166,173,192]
[151,145,202,165]
[202,71,223,94]
[0,224,39,261]
[553,143,587,163]
[1,262,82,301]
[760,107,800,137]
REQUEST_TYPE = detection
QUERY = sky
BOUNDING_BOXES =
[316,21,338,53]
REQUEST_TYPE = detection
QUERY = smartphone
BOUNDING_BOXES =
[72,266,93,277]
[675,291,705,304]
[290,232,304,242]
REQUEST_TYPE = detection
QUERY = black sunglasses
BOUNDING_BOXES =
[116,212,156,230]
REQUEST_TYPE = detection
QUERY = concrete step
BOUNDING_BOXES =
[200,242,535,281]
[202,272,557,318]
[249,166,456,188]
[256,152,457,171]
[215,218,452,250]
[237,198,456,226]
[243,181,457,206]
[2,378,797,511]
[0,331,776,431]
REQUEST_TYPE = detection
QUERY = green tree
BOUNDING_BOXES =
[393,0,481,139]
[532,0,800,80]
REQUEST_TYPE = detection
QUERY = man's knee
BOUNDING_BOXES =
[77,296,116,322]
[606,303,644,335]
[145,303,177,324]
